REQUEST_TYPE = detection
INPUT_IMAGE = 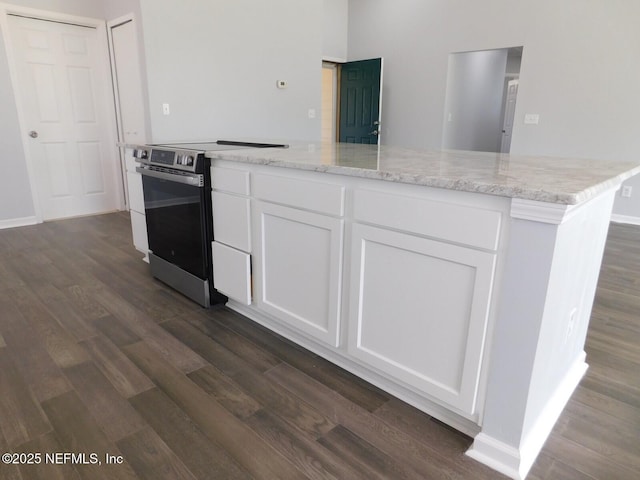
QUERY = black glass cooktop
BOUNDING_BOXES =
[150,140,288,152]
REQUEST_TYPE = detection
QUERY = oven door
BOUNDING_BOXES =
[139,170,210,280]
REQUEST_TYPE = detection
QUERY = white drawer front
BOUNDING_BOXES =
[212,191,251,253]
[212,241,251,305]
[253,173,345,217]
[211,166,250,195]
[126,171,145,214]
[354,189,502,251]
[130,209,148,254]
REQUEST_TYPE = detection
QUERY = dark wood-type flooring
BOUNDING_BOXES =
[0,212,638,479]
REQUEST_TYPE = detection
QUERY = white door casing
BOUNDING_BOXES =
[2,7,121,221]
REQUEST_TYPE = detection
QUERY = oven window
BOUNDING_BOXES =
[142,176,208,279]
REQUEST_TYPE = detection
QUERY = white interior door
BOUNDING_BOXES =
[500,79,519,153]
[7,14,120,221]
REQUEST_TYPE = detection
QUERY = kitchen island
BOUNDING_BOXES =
[205,142,640,480]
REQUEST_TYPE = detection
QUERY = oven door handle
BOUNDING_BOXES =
[136,166,203,187]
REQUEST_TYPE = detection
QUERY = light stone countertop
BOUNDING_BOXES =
[206,142,640,205]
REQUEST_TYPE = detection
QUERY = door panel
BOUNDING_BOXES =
[7,14,119,220]
[348,223,496,414]
[339,58,382,144]
[253,201,344,347]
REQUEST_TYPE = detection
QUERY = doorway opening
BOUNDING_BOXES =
[321,62,337,143]
[442,46,522,153]
[321,58,383,145]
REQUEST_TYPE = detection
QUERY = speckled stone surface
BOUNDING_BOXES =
[207,142,640,205]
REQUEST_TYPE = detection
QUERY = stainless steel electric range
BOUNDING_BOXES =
[131,140,287,307]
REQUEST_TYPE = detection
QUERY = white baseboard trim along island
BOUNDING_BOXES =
[203,142,640,479]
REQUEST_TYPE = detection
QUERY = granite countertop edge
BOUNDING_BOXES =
[207,148,640,206]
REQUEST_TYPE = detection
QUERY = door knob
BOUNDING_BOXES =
[369,130,379,136]
[29,130,38,138]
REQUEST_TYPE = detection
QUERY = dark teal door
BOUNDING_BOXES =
[339,58,382,144]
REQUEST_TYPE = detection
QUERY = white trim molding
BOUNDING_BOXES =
[0,215,38,230]
[510,198,577,224]
[467,353,588,480]
[611,213,640,226]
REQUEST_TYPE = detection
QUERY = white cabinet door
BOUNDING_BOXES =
[212,241,251,305]
[253,201,344,347]
[348,223,496,414]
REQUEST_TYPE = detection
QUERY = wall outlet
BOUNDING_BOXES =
[162,103,170,115]
[276,80,287,89]
[308,108,316,119]
[622,185,633,198]
[524,113,540,125]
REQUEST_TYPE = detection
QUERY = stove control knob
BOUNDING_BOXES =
[133,149,148,160]
[178,154,195,166]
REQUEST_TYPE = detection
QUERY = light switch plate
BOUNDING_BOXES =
[524,113,540,125]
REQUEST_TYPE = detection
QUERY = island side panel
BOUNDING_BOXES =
[469,189,617,480]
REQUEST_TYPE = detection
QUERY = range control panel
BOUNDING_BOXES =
[133,148,200,173]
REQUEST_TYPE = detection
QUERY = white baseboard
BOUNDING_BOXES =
[466,353,588,479]
[0,216,38,230]
[466,433,524,479]
[611,214,640,226]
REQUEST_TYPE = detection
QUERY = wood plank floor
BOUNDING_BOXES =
[0,212,638,479]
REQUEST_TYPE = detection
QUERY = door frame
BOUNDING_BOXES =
[0,3,123,222]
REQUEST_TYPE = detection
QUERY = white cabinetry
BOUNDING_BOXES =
[348,188,500,414]
[211,166,252,305]
[252,173,345,347]
[210,159,505,422]
[125,154,148,259]
[348,223,496,414]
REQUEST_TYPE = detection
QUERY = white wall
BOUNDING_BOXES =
[323,0,348,62]
[138,0,325,143]
[0,0,346,226]
[347,0,640,220]
[442,49,508,152]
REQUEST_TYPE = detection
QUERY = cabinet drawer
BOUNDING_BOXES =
[211,166,250,195]
[212,191,251,252]
[354,189,502,251]
[126,171,145,214]
[130,210,148,254]
[212,242,251,305]
[125,153,138,173]
[253,173,345,216]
